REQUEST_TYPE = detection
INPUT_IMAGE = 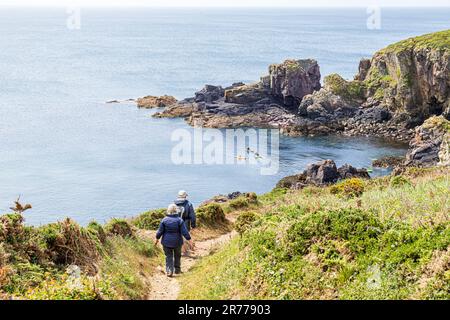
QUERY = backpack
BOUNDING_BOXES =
[176,202,189,220]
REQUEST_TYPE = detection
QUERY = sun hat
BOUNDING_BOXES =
[178,190,188,198]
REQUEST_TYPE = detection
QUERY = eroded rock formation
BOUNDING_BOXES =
[144,30,449,147]
[276,160,370,189]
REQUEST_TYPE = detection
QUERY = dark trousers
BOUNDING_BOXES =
[163,246,182,273]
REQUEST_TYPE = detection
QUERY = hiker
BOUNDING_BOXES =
[155,204,192,277]
[174,190,196,231]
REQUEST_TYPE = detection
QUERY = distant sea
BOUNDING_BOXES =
[1,7,448,225]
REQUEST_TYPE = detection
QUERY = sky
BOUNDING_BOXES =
[0,0,449,7]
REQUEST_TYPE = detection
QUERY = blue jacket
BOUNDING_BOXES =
[156,214,191,248]
[174,199,196,228]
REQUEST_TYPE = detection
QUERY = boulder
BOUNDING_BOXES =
[354,106,391,123]
[305,160,340,185]
[338,164,371,180]
[276,160,371,189]
[195,85,225,103]
[299,89,357,120]
[405,116,450,167]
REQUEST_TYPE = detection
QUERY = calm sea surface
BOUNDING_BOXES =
[1,7,448,225]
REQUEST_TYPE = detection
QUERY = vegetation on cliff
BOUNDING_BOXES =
[379,29,450,53]
[180,167,450,300]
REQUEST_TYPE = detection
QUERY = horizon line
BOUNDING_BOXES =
[1,5,450,8]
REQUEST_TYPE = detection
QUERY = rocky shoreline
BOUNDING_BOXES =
[130,31,449,145]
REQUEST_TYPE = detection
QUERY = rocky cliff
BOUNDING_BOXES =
[358,30,450,125]
[146,30,450,144]
[296,30,450,141]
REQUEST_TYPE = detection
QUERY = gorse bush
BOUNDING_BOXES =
[197,204,226,226]
[105,219,134,238]
[131,209,166,230]
[284,209,383,256]
[87,221,107,245]
[235,211,258,235]
[330,178,365,198]
[390,175,412,187]
[39,219,100,274]
[228,193,258,210]
[0,210,158,299]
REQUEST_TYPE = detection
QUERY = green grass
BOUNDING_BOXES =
[380,29,450,53]
[178,167,450,300]
[0,212,158,300]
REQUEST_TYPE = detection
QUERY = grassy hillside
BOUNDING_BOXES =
[179,167,450,300]
[1,167,448,300]
[0,198,233,300]
[0,215,159,300]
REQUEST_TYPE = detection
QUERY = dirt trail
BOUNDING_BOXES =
[146,230,237,300]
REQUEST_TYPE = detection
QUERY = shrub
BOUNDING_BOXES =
[235,211,258,235]
[245,192,258,203]
[105,219,134,238]
[197,204,226,226]
[227,193,258,211]
[285,208,383,256]
[0,213,27,246]
[390,175,412,187]
[131,209,165,230]
[39,219,100,274]
[86,221,107,244]
[330,178,365,198]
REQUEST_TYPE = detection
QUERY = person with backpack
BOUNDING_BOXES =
[155,204,192,277]
[174,190,196,231]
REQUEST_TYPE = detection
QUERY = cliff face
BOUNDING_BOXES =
[149,30,449,143]
[299,30,450,141]
[267,59,321,108]
[358,30,450,126]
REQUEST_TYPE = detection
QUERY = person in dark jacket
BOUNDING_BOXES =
[174,190,196,231]
[155,204,192,277]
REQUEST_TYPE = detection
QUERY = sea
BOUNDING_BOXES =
[1,7,448,225]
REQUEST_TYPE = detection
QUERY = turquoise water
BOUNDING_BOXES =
[1,8,448,225]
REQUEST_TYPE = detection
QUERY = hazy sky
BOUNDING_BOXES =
[1,0,449,7]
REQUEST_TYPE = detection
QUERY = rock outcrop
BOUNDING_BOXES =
[136,95,177,108]
[267,59,321,108]
[148,30,449,146]
[276,160,370,189]
[405,116,450,167]
[155,59,320,129]
[358,30,450,124]
[289,30,450,142]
